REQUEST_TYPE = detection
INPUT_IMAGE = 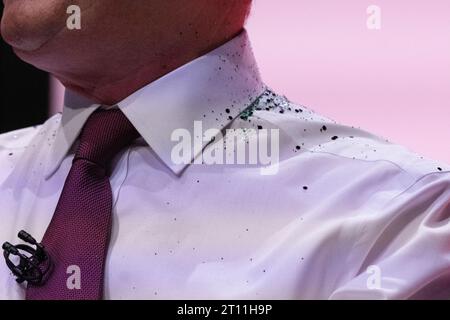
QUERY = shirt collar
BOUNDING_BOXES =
[45,30,266,179]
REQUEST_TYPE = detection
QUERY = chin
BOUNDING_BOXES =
[1,0,68,51]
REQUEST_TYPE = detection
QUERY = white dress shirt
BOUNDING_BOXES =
[1,30,449,300]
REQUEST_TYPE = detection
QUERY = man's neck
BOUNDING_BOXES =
[55,31,243,106]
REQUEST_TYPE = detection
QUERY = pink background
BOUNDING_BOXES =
[52,0,450,164]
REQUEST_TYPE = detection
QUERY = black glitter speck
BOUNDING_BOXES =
[437,167,443,171]
[303,186,308,190]
[331,136,338,140]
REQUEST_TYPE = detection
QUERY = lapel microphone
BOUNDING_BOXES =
[2,230,53,286]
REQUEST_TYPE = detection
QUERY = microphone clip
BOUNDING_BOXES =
[2,231,53,286]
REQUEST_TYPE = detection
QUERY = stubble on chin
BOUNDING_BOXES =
[0,0,69,52]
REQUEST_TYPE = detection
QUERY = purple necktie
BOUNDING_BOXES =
[26,109,140,300]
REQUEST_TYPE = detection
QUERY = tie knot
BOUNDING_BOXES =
[74,108,140,166]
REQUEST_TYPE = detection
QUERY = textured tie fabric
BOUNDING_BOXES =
[26,109,140,300]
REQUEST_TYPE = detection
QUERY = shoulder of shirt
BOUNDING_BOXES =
[236,89,450,181]
[0,125,41,149]
[0,114,62,182]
